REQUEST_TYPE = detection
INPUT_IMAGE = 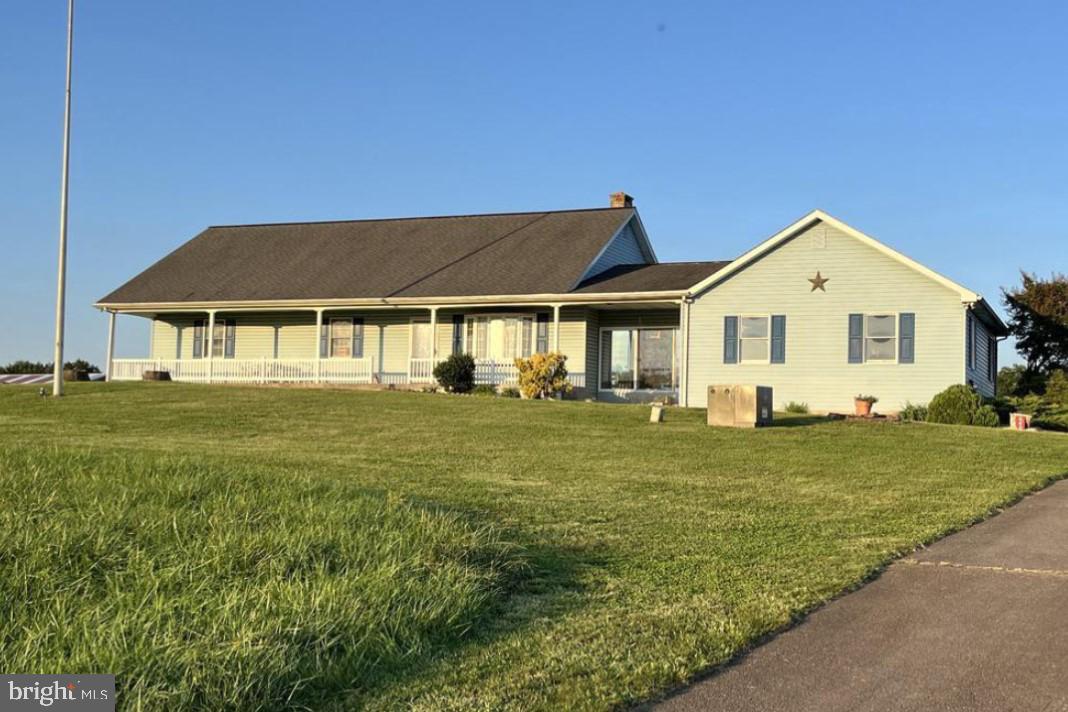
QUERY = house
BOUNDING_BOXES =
[97,194,1006,412]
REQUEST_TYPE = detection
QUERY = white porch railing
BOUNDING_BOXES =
[408,358,436,383]
[474,359,519,385]
[111,357,583,389]
[111,358,374,385]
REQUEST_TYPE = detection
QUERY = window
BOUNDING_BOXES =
[411,320,433,359]
[864,314,896,361]
[600,327,678,391]
[464,315,534,360]
[330,318,353,357]
[739,316,770,363]
[193,319,234,359]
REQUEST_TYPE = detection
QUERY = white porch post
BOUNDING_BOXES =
[552,304,561,352]
[315,308,324,383]
[104,310,116,382]
[206,310,216,384]
[429,307,438,362]
[679,299,690,407]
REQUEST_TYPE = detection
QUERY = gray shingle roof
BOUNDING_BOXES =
[99,208,645,304]
[572,261,730,293]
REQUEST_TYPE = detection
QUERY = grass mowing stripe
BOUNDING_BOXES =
[1,383,1066,710]
[0,446,524,711]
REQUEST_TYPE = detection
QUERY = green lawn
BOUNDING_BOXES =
[1,383,1066,711]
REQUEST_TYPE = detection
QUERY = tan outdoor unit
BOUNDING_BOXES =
[707,385,773,427]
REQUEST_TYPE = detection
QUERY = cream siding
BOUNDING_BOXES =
[686,221,968,413]
[150,318,180,359]
[581,219,650,281]
[558,307,590,395]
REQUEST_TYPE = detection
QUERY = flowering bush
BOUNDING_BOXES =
[514,352,571,400]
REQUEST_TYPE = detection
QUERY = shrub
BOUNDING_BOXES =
[973,405,1001,428]
[514,352,571,400]
[471,385,498,397]
[0,361,51,374]
[1034,410,1068,432]
[1046,369,1068,405]
[927,384,999,427]
[1001,393,1045,415]
[927,385,981,425]
[784,401,809,414]
[500,387,521,398]
[433,354,475,393]
[898,402,928,422]
[64,359,101,374]
[855,394,878,404]
[0,360,100,375]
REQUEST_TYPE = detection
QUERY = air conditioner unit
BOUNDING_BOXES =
[707,385,773,428]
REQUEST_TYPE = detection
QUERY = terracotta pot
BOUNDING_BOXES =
[854,399,873,417]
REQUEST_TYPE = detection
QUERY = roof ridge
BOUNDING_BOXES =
[644,260,731,265]
[207,206,632,230]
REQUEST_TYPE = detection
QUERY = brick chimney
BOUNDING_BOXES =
[609,191,634,208]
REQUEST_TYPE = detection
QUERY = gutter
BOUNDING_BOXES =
[95,290,688,313]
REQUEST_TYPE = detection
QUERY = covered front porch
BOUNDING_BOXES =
[109,355,518,387]
[103,298,690,401]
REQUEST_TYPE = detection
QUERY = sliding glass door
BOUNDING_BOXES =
[600,327,678,391]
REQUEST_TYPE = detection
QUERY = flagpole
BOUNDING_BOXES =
[52,0,74,397]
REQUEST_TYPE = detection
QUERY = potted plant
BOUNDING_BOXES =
[854,394,878,417]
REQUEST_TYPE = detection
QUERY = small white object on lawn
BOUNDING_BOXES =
[650,404,664,423]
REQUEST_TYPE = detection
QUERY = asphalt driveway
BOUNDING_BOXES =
[649,478,1068,712]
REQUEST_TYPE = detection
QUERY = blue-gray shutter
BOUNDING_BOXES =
[452,314,464,355]
[319,323,329,358]
[966,315,974,368]
[770,315,786,364]
[848,314,864,363]
[536,313,549,353]
[192,320,204,359]
[723,316,738,364]
[899,313,915,364]
[224,322,236,359]
[352,318,364,358]
[988,336,997,382]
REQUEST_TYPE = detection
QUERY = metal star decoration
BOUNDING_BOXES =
[808,271,829,292]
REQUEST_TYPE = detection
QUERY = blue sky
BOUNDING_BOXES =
[2,1,1065,366]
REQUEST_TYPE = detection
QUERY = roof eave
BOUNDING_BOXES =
[94,289,688,313]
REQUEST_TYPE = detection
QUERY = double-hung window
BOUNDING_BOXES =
[330,318,353,358]
[600,327,678,391]
[724,315,785,364]
[848,313,914,364]
[864,314,896,361]
[193,318,234,359]
[739,316,770,363]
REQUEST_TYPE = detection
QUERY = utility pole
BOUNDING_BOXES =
[52,0,75,396]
